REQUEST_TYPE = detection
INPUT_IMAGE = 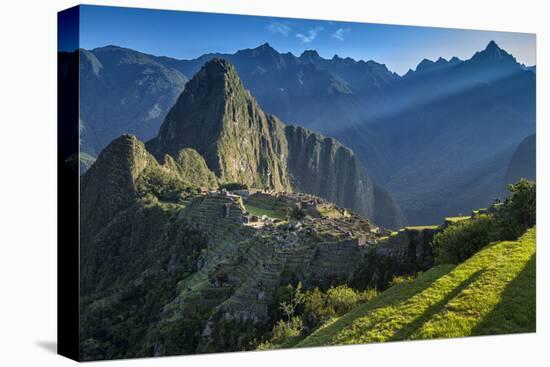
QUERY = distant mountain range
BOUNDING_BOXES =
[81,59,404,229]
[60,40,536,225]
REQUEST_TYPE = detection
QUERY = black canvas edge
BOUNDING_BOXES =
[58,5,81,362]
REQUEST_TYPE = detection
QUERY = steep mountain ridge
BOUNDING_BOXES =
[148,58,404,228]
[80,134,154,242]
[285,125,376,221]
[71,42,399,161]
[148,59,292,192]
[80,134,217,245]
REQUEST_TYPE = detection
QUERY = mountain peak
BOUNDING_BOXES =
[253,42,277,53]
[485,40,500,51]
[98,134,151,179]
[412,55,462,75]
[300,49,320,59]
[481,40,506,59]
[92,44,125,52]
[194,58,242,92]
[416,58,435,71]
[152,58,246,157]
[246,42,279,57]
[202,58,235,75]
[468,40,518,67]
[149,59,293,190]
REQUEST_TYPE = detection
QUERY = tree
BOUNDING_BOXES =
[290,206,306,221]
[500,179,536,238]
[279,282,305,327]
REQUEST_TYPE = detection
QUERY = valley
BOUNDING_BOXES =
[72,44,536,361]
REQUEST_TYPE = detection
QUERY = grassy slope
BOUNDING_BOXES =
[244,194,289,220]
[245,205,285,220]
[299,227,536,347]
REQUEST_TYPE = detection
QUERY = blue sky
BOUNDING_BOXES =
[75,5,536,75]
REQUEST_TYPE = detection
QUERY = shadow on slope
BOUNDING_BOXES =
[472,253,536,335]
[298,264,455,347]
[389,269,484,341]
[298,227,536,347]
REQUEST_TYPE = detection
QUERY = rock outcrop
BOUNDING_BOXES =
[353,226,439,290]
[148,59,291,192]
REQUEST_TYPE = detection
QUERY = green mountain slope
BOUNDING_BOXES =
[79,147,387,358]
[505,134,536,185]
[299,226,536,347]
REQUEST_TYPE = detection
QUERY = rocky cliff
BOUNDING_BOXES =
[148,59,291,192]
[285,125,374,220]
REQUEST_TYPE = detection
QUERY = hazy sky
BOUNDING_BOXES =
[76,5,536,75]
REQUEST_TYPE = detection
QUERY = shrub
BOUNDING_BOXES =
[433,179,536,265]
[263,284,378,349]
[271,317,303,344]
[303,288,331,323]
[268,284,295,322]
[500,179,536,239]
[219,182,249,191]
[325,286,376,315]
[290,206,306,220]
[388,274,416,288]
[433,215,500,264]
[303,285,378,328]
[255,340,275,351]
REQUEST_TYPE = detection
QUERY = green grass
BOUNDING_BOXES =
[471,209,487,216]
[377,230,402,242]
[318,206,343,218]
[405,225,440,231]
[245,204,286,220]
[244,195,289,220]
[445,216,471,223]
[299,227,536,347]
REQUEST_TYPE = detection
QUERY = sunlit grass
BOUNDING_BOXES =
[245,204,286,220]
[299,227,536,347]
[244,194,289,220]
[405,225,439,231]
[445,216,471,223]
